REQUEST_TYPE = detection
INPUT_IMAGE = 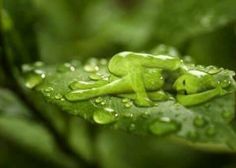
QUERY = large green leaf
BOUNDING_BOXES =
[23,57,236,152]
[0,116,77,168]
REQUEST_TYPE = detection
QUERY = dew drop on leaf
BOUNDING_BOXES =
[193,116,206,128]
[25,70,46,89]
[149,117,179,136]
[100,100,106,106]
[93,107,118,124]
[187,131,198,140]
[42,87,54,97]
[200,13,214,28]
[220,80,231,88]
[57,63,75,73]
[34,61,44,67]
[128,113,134,118]
[45,93,51,97]
[99,58,108,65]
[83,64,99,72]
[141,111,150,119]
[221,111,234,121]
[122,98,130,103]
[95,97,103,104]
[54,93,63,100]
[205,125,216,137]
[125,102,133,108]
[44,87,54,93]
[22,64,34,72]
[129,123,136,131]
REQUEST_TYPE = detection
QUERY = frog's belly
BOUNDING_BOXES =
[143,68,164,90]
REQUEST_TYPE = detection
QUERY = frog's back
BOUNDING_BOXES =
[108,51,133,76]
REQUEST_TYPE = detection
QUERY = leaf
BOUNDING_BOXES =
[24,58,236,152]
[0,116,77,168]
[96,129,225,168]
[0,88,30,117]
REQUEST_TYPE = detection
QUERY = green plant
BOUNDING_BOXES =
[1,0,236,168]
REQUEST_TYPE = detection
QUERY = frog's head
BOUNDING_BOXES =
[173,70,216,94]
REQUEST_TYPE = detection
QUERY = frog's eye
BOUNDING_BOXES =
[183,80,186,85]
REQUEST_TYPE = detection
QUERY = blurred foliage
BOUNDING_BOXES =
[1,0,236,168]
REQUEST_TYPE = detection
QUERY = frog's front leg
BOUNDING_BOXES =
[128,65,152,106]
[118,90,169,102]
[176,85,226,106]
[69,80,109,90]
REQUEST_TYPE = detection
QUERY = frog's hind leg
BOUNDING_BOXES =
[65,77,130,101]
[176,85,226,106]
[128,65,152,106]
[69,80,109,90]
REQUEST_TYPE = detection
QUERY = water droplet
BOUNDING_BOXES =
[121,98,133,108]
[154,103,159,106]
[100,59,108,65]
[142,111,150,119]
[220,80,231,88]
[34,69,46,78]
[187,131,198,140]
[95,97,103,104]
[34,61,44,67]
[122,98,130,103]
[129,113,134,118]
[57,63,75,73]
[129,123,136,131]
[44,87,54,92]
[22,64,34,72]
[125,102,133,108]
[83,64,99,72]
[193,116,206,128]
[25,70,46,89]
[200,13,214,28]
[93,107,118,124]
[89,73,102,81]
[54,93,63,100]
[100,101,106,106]
[149,117,180,136]
[221,111,234,121]
[45,93,51,97]
[206,125,216,137]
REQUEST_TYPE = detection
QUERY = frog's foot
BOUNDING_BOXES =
[176,85,227,106]
[134,97,153,107]
[65,88,102,101]
[69,80,108,90]
[148,90,169,101]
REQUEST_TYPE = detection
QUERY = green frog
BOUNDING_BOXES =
[65,51,229,107]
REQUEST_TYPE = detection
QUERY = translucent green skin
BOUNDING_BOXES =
[65,52,226,107]
[173,70,227,106]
